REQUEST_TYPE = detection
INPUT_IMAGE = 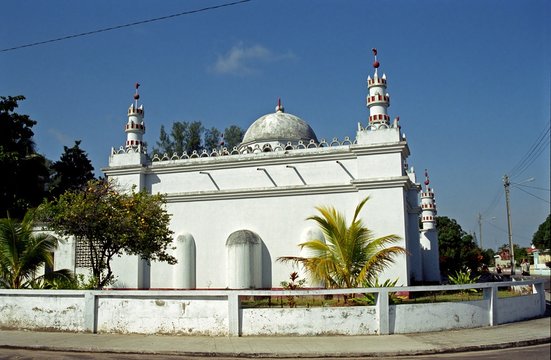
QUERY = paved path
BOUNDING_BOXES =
[0,315,549,358]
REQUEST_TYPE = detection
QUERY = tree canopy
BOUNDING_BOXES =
[223,125,245,150]
[152,121,244,155]
[48,140,95,199]
[0,95,49,219]
[152,121,204,155]
[532,214,550,251]
[278,197,405,289]
[436,216,487,276]
[39,179,176,288]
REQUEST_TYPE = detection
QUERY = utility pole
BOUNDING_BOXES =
[478,213,483,248]
[503,174,515,275]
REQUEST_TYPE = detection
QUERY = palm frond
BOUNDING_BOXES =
[278,197,405,289]
[0,210,68,288]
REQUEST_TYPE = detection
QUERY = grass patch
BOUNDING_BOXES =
[241,288,527,308]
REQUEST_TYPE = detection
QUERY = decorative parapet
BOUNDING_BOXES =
[148,137,356,163]
[111,144,148,155]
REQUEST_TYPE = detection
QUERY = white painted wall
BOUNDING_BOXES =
[496,293,545,324]
[95,139,432,289]
[0,281,545,336]
[0,291,85,332]
[390,300,489,333]
[96,296,228,335]
[241,306,378,336]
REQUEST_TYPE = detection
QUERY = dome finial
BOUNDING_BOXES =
[133,82,141,108]
[424,169,430,188]
[275,98,284,113]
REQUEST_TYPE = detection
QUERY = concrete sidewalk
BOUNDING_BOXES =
[0,315,549,358]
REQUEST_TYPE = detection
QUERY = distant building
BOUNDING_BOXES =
[56,50,441,288]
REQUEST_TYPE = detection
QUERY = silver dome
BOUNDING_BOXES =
[241,106,318,147]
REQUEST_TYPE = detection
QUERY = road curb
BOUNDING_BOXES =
[1,337,549,358]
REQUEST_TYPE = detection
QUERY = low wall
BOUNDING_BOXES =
[0,280,546,336]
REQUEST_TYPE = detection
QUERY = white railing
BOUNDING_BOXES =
[0,279,546,336]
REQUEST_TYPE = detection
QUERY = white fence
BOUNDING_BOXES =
[0,280,546,336]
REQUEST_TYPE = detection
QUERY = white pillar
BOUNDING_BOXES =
[226,230,262,289]
[173,233,196,289]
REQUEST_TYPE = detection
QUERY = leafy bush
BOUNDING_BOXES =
[354,278,400,305]
[448,269,480,293]
[280,272,306,308]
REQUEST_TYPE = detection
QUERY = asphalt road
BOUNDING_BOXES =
[0,343,549,360]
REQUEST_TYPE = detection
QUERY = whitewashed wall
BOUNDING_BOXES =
[0,281,545,336]
[0,291,85,332]
[496,293,546,324]
[96,296,228,335]
[390,300,489,333]
[99,140,423,290]
[241,306,379,336]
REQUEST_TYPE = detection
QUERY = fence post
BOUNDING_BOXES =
[532,281,546,315]
[227,292,241,337]
[483,285,497,326]
[376,289,390,335]
[83,291,97,333]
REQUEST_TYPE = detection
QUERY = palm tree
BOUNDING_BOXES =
[0,210,73,289]
[278,197,406,289]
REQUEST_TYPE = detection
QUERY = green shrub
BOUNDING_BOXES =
[447,269,480,293]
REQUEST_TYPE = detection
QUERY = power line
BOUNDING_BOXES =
[512,183,550,192]
[486,220,531,243]
[509,122,551,180]
[481,188,503,217]
[512,185,551,204]
[480,122,549,218]
[0,0,252,53]
[485,220,509,235]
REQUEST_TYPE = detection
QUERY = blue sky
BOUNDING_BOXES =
[1,0,549,250]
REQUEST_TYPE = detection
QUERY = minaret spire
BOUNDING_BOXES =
[421,169,437,230]
[366,48,391,129]
[372,48,380,76]
[134,82,140,108]
[125,82,146,152]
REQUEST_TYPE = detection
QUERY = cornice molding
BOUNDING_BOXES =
[351,176,412,190]
[350,141,409,156]
[102,165,148,176]
[165,176,414,203]
[166,183,358,203]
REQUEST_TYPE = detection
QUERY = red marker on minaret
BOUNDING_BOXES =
[372,48,380,69]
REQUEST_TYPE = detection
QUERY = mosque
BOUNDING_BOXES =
[63,50,441,289]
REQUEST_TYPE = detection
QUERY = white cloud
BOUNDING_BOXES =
[48,128,72,145]
[211,42,296,75]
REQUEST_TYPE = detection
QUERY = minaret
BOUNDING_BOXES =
[366,48,391,129]
[125,82,146,152]
[419,169,440,283]
[357,48,401,146]
[421,169,437,230]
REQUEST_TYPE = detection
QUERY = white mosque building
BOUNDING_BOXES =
[62,50,441,289]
